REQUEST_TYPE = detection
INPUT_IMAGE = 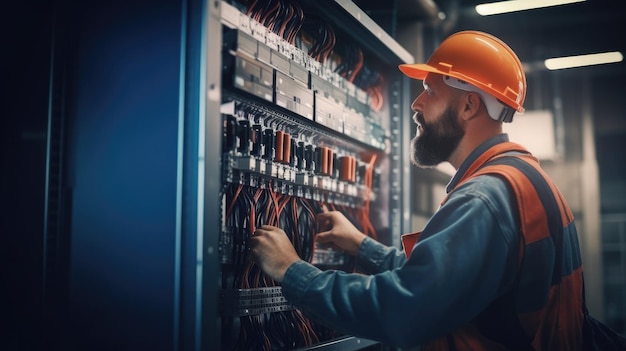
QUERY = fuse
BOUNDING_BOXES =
[251,124,262,156]
[351,157,357,183]
[317,147,327,175]
[282,132,291,164]
[325,148,334,177]
[339,156,350,182]
[274,130,284,162]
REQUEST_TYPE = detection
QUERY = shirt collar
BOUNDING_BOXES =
[446,133,510,193]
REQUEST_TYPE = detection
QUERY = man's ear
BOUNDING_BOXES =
[460,91,482,121]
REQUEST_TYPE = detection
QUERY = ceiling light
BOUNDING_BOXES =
[475,0,585,16]
[544,51,623,70]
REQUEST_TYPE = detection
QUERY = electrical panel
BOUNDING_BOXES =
[214,0,412,349]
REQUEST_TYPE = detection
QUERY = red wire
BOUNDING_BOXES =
[348,49,364,83]
[277,2,293,38]
[225,184,244,219]
[291,197,302,256]
[267,184,281,225]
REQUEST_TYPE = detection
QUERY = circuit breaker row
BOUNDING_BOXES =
[222,111,380,205]
[221,1,386,150]
[223,115,360,181]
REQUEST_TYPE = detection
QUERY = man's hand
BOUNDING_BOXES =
[316,207,367,256]
[249,225,300,283]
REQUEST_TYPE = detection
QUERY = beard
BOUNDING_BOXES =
[411,106,464,167]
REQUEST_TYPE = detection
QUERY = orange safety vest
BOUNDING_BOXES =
[402,141,584,350]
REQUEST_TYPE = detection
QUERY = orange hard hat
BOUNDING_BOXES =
[399,30,526,116]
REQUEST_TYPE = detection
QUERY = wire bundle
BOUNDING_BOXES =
[334,45,364,84]
[334,44,385,112]
[358,69,384,112]
[225,183,322,288]
[301,19,336,64]
[244,0,382,110]
[245,0,336,62]
[222,174,376,349]
[224,183,321,350]
[246,0,305,44]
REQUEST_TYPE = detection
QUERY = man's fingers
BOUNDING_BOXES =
[315,232,341,251]
[256,224,275,233]
[317,205,335,222]
[254,225,281,238]
[317,211,337,228]
[315,231,330,243]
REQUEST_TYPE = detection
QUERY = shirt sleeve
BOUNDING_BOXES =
[354,236,407,274]
[280,175,520,348]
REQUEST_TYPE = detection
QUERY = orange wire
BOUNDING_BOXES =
[348,49,364,83]
[277,2,293,38]
[225,184,244,219]
[267,184,281,225]
[264,189,275,225]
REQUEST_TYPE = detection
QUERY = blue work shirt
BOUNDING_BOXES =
[281,134,520,347]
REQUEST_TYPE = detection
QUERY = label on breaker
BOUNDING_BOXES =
[348,184,357,197]
[276,165,284,179]
[250,21,266,43]
[236,156,256,172]
[283,168,294,182]
[296,173,308,186]
[265,31,279,50]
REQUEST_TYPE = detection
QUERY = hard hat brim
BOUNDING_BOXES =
[398,63,441,80]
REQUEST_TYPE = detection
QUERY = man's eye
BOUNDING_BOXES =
[421,82,433,96]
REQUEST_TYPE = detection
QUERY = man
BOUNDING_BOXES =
[249,31,584,350]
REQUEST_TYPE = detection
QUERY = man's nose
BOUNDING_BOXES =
[411,92,425,112]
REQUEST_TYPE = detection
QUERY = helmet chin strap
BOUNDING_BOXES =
[443,76,517,123]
